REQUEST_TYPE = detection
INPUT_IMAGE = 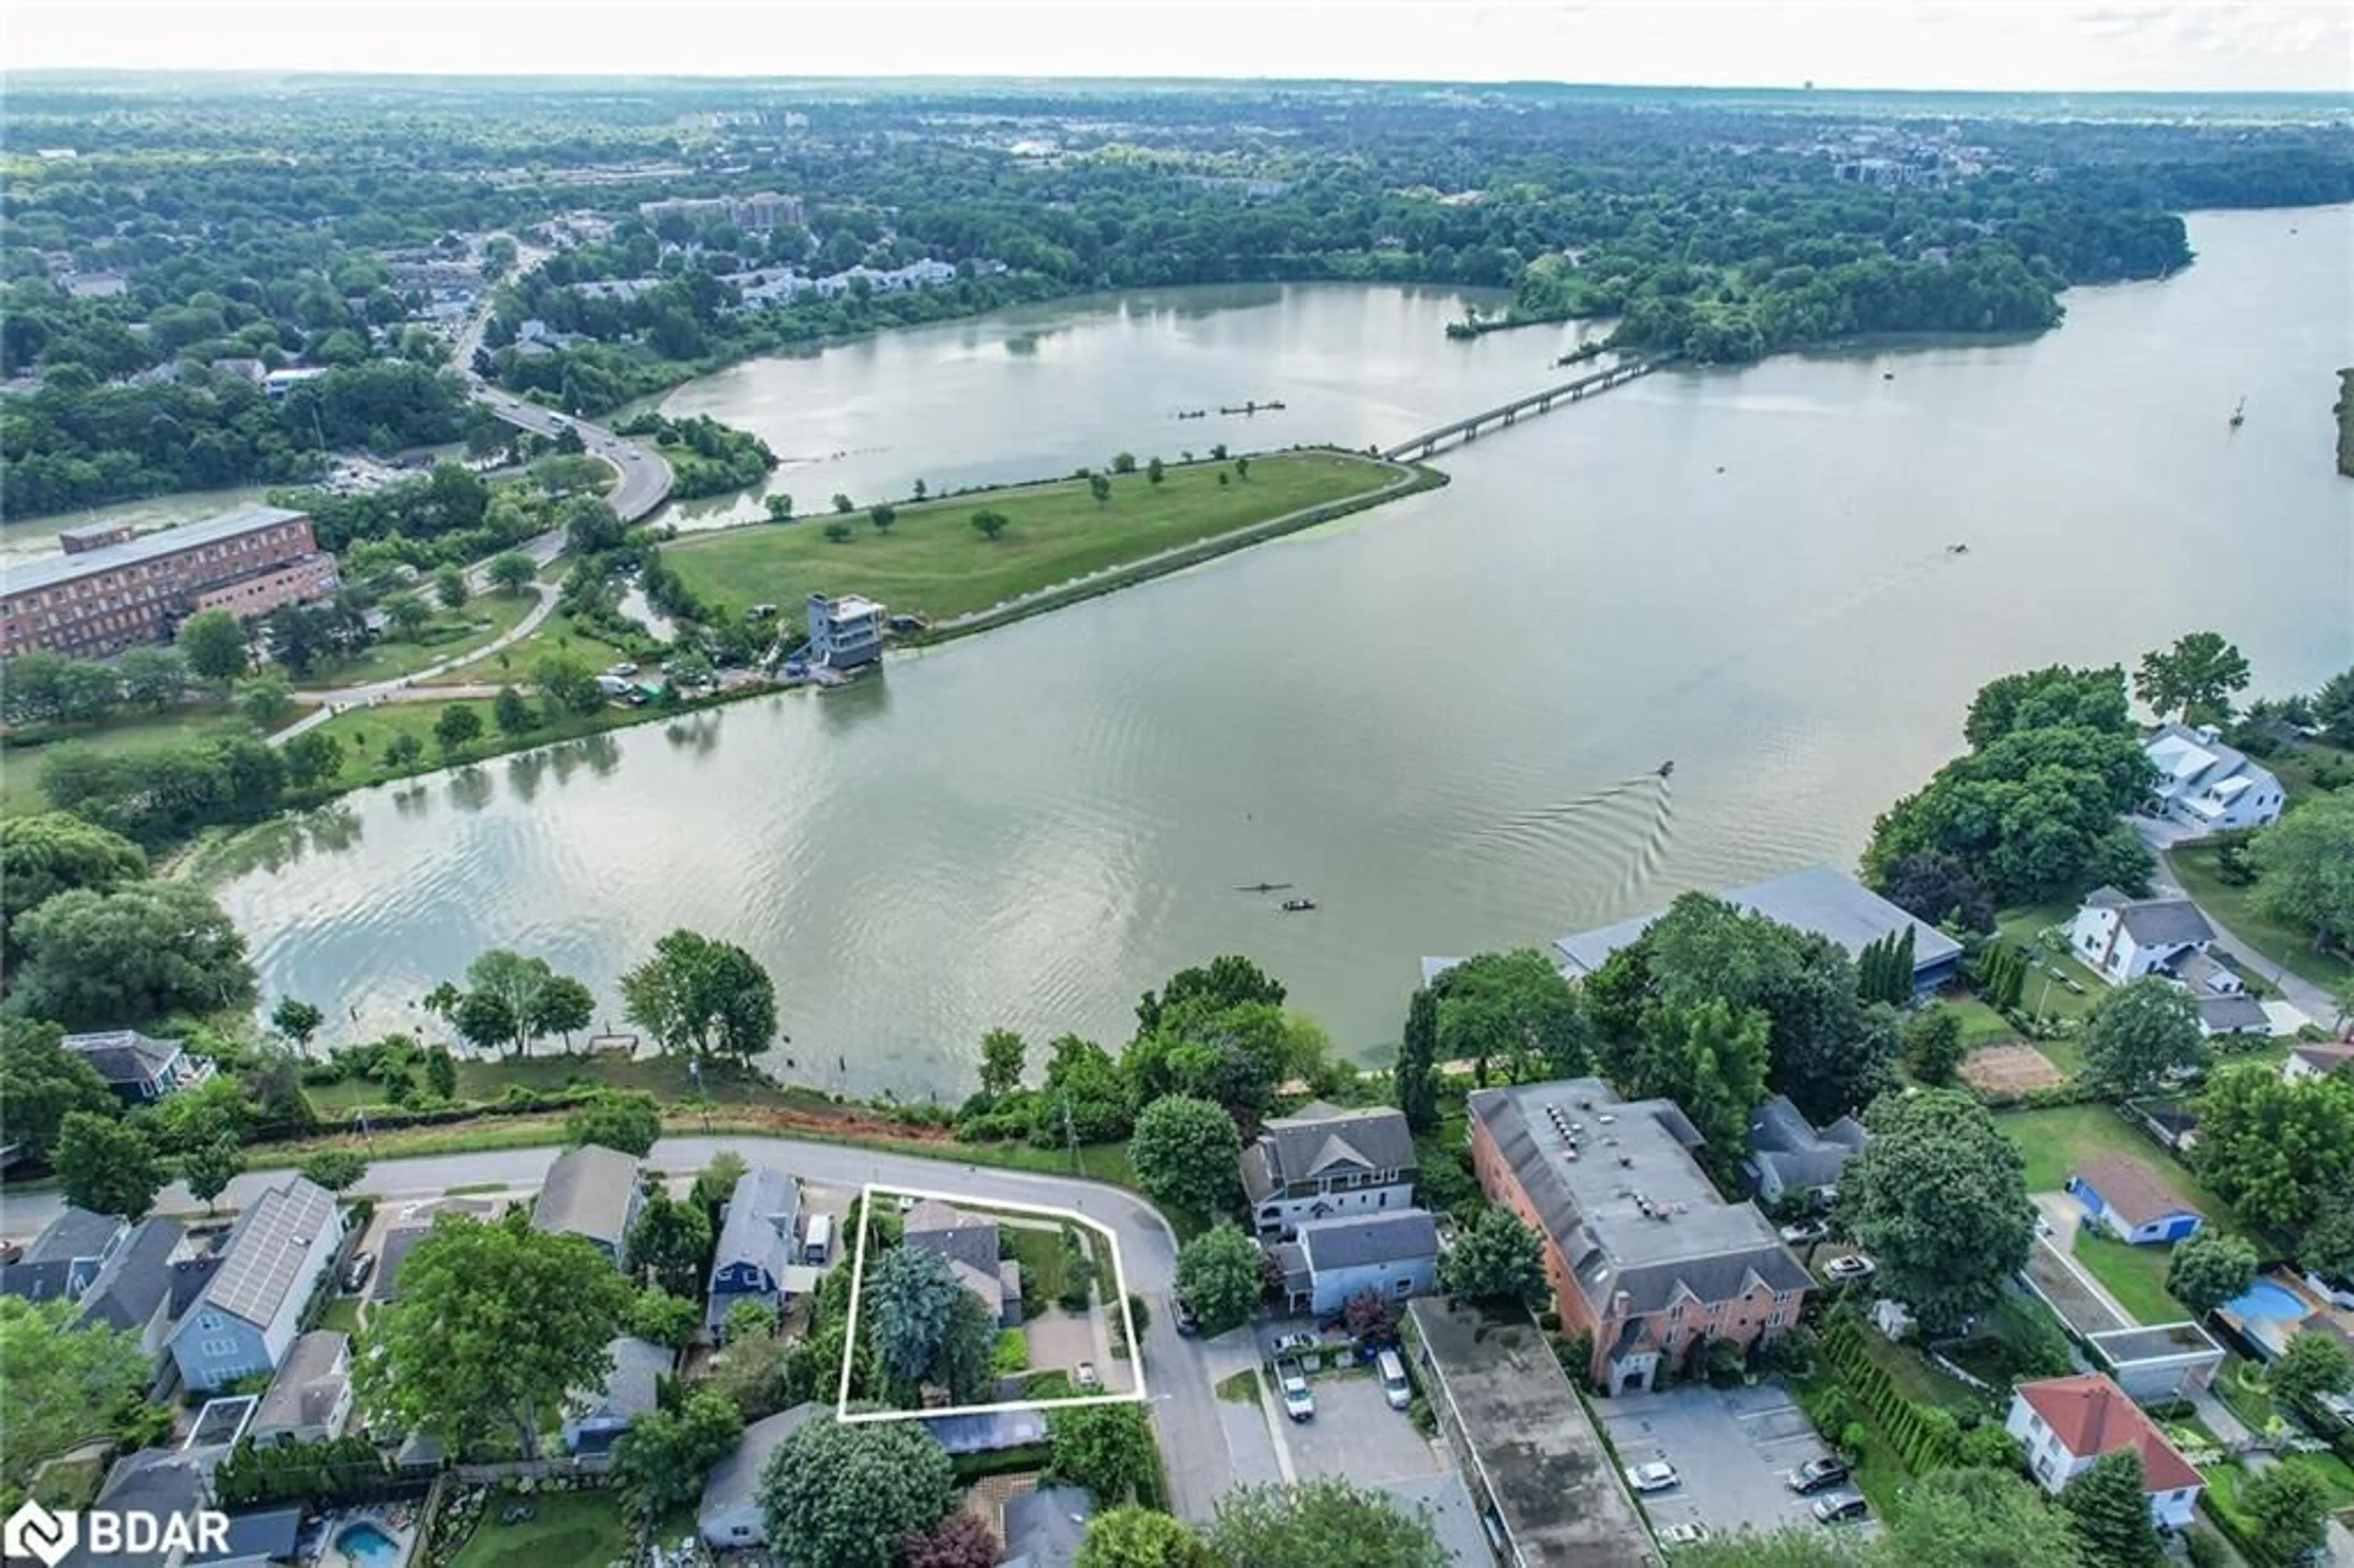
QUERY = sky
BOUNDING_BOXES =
[5,0,2352,93]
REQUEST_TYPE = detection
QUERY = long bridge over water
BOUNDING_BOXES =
[1381,352,1675,462]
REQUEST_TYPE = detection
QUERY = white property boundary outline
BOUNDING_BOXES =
[836,1182,1150,1423]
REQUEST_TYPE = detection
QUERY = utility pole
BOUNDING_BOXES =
[1062,1092,1080,1177]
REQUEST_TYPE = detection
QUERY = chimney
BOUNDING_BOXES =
[1612,1290,1632,1319]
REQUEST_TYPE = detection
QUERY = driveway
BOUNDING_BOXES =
[2143,837,2337,1024]
[1271,1368,1492,1565]
[1599,1383,1830,1539]
[0,1136,1233,1522]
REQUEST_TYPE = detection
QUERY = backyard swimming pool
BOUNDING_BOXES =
[2226,1279,2307,1324]
[333,1521,403,1567]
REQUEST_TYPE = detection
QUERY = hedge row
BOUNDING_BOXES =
[1819,1318,1963,1474]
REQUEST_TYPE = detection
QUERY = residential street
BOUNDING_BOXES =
[0,1136,1241,1521]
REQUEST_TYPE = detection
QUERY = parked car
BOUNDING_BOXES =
[1779,1219,1830,1245]
[1786,1456,1851,1494]
[1171,1295,1200,1336]
[1276,1359,1314,1422]
[1811,1491,1870,1524]
[1076,1361,1100,1391]
[1659,1523,1711,1547]
[604,661,639,678]
[1824,1255,1876,1283]
[1271,1331,1318,1356]
[341,1252,376,1292]
[1624,1461,1680,1494]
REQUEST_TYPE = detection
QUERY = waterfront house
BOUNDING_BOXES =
[706,1166,801,1338]
[1553,864,1962,997]
[2066,1154,2204,1245]
[2143,723,2285,834]
[1241,1102,1418,1241]
[902,1200,1021,1328]
[166,1177,346,1393]
[2006,1373,2203,1528]
[61,1030,209,1105]
[247,1330,354,1447]
[699,1403,825,1547]
[806,592,885,669]
[1468,1078,1810,1395]
[530,1144,645,1268]
[562,1335,674,1456]
[1269,1209,1440,1316]
[2067,890,2225,988]
[1742,1095,1870,1209]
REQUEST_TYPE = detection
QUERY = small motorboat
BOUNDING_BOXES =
[1882,370,1895,381]
[1280,897,1317,913]
[1656,760,1675,779]
[2230,395,2247,429]
[1946,542,1969,555]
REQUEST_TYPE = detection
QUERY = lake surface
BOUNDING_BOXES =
[0,483,279,566]
[211,208,2354,1099]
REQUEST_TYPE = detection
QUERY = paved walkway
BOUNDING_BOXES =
[275,586,558,742]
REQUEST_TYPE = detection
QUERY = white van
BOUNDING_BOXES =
[1377,1348,1412,1410]
[802,1213,834,1266]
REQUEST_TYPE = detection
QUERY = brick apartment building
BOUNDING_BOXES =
[1468,1078,1812,1395]
[2,505,339,659]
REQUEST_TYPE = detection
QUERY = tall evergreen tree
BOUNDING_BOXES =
[1394,987,1441,1132]
[2059,1448,2163,1567]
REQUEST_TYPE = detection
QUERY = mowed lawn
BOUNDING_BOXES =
[2169,837,2354,996]
[1,704,283,817]
[666,452,1401,623]
[448,1492,631,1568]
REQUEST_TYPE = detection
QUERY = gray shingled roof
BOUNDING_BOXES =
[2197,994,2269,1033]
[61,1030,184,1087]
[23,1206,122,1265]
[712,1167,799,1278]
[2114,897,2215,950]
[75,1217,185,1333]
[1298,1210,1440,1273]
[532,1144,642,1249]
[1001,1484,1095,1568]
[9,506,310,595]
[1745,1096,1870,1191]
[902,1200,999,1276]
[250,1330,348,1435]
[1241,1106,1417,1203]
[700,1403,825,1524]
[1471,1081,1810,1319]
[571,1335,672,1424]
[191,1177,337,1331]
[1555,864,1962,977]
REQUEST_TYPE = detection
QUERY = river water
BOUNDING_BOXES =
[210,208,2354,1098]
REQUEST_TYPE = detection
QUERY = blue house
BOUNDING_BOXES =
[2068,1154,2204,1246]
[1273,1209,1441,1317]
[706,1166,801,1339]
[805,592,884,669]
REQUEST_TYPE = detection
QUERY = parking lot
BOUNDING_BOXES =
[1599,1383,1835,1539]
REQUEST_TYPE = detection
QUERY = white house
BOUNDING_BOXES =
[2285,1043,2354,1083]
[2006,1373,2204,1529]
[2068,890,2229,988]
[1241,1102,1419,1241]
[1270,1209,1441,1316]
[166,1178,347,1393]
[2143,723,2285,833]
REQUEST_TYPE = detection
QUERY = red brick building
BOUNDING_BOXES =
[1468,1078,1811,1395]
[2,505,338,659]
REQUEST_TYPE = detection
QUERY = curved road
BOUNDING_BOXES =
[0,1137,1239,1520]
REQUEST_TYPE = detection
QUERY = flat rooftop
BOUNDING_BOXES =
[1554,862,1962,976]
[6,506,311,596]
[1407,1298,1659,1568]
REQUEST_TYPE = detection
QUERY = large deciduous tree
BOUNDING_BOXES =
[900,1513,1000,1568]
[0,1296,153,1491]
[625,1186,712,1296]
[1601,994,1771,1167]
[2165,1229,2257,1316]
[978,1028,1027,1097]
[1135,956,1286,1037]
[564,1089,663,1158]
[1430,948,1594,1086]
[2079,977,2205,1099]
[2238,1464,2328,1566]
[355,1211,631,1459]
[54,1112,161,1220]
[609,1384,741,1518]
[297,1149,370,1195]
[175,608,250,684]
[2193,1064,2354,1241]
[1076,1509,1213,1568]
[2268,1329,2353,1408]
[1900,1006,1967,1087]
[7,880,255,1029]
[1885,1466,2087,1568]
[1203,1477,1448,1568]
[621,928,779,1062]
[755,1409,956,1568]
[1837,1089,2033,1334]
[1048,1401,1159,1505]
[0,1019,118,1163]
[1437,1208,1546,1307]
[1174,1224,1264,1337]
[1875,850,1995,935]
[2250,790,2354,955]
[2133,631,2250,722]
[1128,1094,1243,1217]
[0,812,148,956]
